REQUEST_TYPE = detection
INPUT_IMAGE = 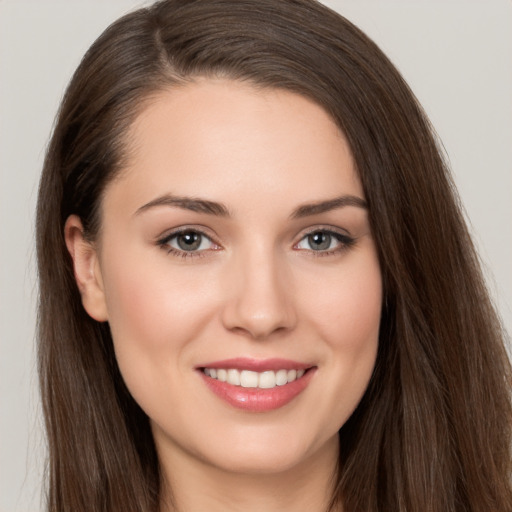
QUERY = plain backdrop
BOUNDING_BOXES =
[1,1,511,511]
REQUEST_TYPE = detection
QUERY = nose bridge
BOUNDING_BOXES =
[221,240,296,339]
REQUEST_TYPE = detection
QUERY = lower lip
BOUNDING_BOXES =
[199,369,316,412]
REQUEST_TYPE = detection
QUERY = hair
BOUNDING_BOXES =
[36,0,512,511]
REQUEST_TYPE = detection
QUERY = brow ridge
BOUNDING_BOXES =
[290,195,367,219]
[135,194,230,217]
[135,193,367,218]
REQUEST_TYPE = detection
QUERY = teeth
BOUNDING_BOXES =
[240,370,258,388]
[258,371,276,389]
[275,369,288,386]
[227,369,240,386]
[203,367,307,389]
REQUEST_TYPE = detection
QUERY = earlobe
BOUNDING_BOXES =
[64,215,109,322]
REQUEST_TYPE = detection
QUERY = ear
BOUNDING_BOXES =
[64,215,109,322]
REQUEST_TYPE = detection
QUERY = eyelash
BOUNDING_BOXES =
[294,227,355,257]
[157,227,219,259]
[157,226,355,259]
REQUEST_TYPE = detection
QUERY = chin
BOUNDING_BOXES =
[193,427,338,476]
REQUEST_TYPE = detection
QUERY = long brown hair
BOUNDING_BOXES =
[36,1,512,510]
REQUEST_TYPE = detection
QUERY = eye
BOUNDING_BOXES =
[295,229,354,254]
[158,229,219,256]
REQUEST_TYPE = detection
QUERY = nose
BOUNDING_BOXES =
[221,249,297,340]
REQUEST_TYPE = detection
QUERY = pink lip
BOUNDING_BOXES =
[197,358,316,413]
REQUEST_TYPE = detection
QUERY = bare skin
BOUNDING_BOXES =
[65,80,381,511]
[159,432,339,512]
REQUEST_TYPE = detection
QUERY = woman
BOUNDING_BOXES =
[36,0,512,511]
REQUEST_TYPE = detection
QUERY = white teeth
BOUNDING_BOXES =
[240,370,259,388]
[258,371,276,389]
[275,369,288,386]
[203,367,307,389]
[227,369,240,386]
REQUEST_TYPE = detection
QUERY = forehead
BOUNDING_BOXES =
[107,79,363,215]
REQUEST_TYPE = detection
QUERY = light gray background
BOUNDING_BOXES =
[1,1,511,511]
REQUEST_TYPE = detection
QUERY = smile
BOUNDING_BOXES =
[203,368,306,389]
[198,358,316,412]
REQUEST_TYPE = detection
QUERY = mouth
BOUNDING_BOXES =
[202,367,306,389]
[197,358,316,412]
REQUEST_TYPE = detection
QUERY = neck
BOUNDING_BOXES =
[158,436,341,512]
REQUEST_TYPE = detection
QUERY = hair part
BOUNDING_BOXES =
[36,1,512,511]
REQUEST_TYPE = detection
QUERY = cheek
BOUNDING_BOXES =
[99,253,225,424]
[102,251,214,342]
[299,251,381,423]
[99,251,219,393]
[303,252,382,350]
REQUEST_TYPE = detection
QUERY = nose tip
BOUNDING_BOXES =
[225,307,295,340]
[221,258,297,340]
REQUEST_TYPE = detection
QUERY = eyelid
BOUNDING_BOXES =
[297,224,352,239]
[156,224,219,242]
[293,224,354,247]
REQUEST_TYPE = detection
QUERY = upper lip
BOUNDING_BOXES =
[197,357,313,372]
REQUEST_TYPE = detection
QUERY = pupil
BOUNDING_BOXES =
[177,232,201,251]
[309,232,331,251]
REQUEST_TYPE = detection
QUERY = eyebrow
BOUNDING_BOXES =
[134,193,367,218]
[135,194,231,217]
[290,195,367,218]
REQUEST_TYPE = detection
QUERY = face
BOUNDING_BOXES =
[70,80,382,476]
